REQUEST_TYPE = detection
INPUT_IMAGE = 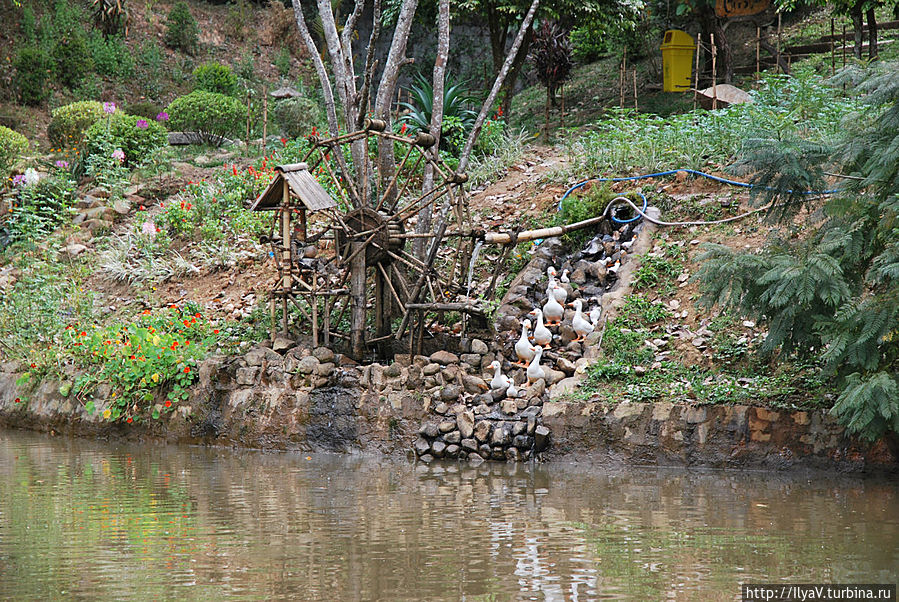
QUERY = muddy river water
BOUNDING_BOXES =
[0,429,896,600]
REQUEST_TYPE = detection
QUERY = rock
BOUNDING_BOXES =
[444,430,461,444]
[743,320,756,328]
[668,299,681,310]
[527,415,537,435]
[313,362,334,377]
[468,453,485,464]
[272,336,295,353]
[419,453,434,464]
[584,331,602,346]
[445,444,461,458]
[634,365,647,376]
[438,420,456,434]
[440,384,462,402]
[430,350,459,365]
[63,243,88,257]
[496,314,520,332]
[312,347,335,363]
[505,447,521,462]
[460,353,482,368]
[246,347,283,367]
[559,325,577,345]
[423,363,441,376]
[556,357,576,375]
[527,379,546,398]
[491,447,506,461]
[462,375,487,394]
[474,420,492,443]
[419,423,439,438]
[413,437,430,456]
[112,199,131,215]
[501,399,518,415]
[491,425,510,446]
[534,425,550,452]
[384,362,402,378]
[512,421,526,436]
[471,339,489,354]
[550,377,580,397]
[296,356,320,374]
[458,410,475,438]
[544,368,566,386]
[431,440,447,458]
[460,438,479,453]
[692,337,706,348]
[236,366,259,385]
[434,402,448,415]
[513,434,532,449]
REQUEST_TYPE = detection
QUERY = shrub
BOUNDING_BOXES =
[0,126,28,183]
[84,112,168,166]
[166,90,244,145]
[47,101,105,148]
[193,62,238,96]
[570,25,606,63]
[271,96,322,140]
[88,35,135,77]
[91,0,129,37]
[165,1,199,54]
[6,172,76,243]
[51,32,93,89]
[14,47,52,106]
[125,101,163,121]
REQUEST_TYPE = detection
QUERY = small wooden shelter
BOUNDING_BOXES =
[251,163,339,344]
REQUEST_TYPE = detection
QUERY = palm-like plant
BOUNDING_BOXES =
[92,0,129,37]
[399,72,478,153]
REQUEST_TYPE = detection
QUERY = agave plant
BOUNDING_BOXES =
[92,0,129,37]
[399,72,478,153]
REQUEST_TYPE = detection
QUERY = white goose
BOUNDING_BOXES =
[506,381,522,398]
[589,304,602,328]
[530,308,553,347]
[560,268,570,284]
[551,281,568,305]
[526,346,546,385]
[514,319,536,367]
[570,299,594,341]
[542,293,565,325]
[489,360,511,391]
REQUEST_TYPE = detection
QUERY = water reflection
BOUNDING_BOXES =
[0,430,896,600]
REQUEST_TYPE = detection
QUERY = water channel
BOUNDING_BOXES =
[0,429,896,600]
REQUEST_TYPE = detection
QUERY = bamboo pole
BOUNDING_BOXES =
[776,13,782,74]
[693,35,701,111]
[633,69,638,110]
[710,34,718,110]
[245,90,251,156]
[831,18,836,75]
[484,214,608,245]
[262,85,268,154]
[756,27,761,84]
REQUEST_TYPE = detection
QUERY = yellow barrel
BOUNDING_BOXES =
[660,30,695,92]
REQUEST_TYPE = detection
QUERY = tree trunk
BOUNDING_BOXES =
[500,24,534,119]
[374,0,420,209]
[851,3,863,59]
[713,19,734,83]
[486,0,507,77]
[866,7,878,59]
[290,0,340,137]
[414,0,450,260]
[458,0,540,176]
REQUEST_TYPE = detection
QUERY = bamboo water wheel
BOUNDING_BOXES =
[251,119,486,360]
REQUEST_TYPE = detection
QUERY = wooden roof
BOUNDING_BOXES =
[250,163,338,212]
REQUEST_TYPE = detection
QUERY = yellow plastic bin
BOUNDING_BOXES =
[660,30,695,92]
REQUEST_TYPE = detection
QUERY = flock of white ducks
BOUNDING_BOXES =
[492,267,604,395]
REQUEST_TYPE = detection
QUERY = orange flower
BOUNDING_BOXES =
[126,417,133,423]
[213,329,219,334]
[164,400,172,408]
[183,366,190,374]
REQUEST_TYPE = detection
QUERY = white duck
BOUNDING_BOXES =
[526,346,546,385]
[589,304,602,328]
[530,308,553,347]
[560,269,570,284]
[514,319,536,367]
[542,292,565,325]
[570,299,594,341]
[551,281,568,305]
[489,360,511,391]
[506,380,522,398]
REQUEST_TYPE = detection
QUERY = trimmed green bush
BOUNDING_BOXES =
[84,113,168,167]
[165,1,199,54]
[88,36,135,78]
[193,62,238,97]
[51,32,93,89]
[0,126,28,183]
[125,101,163,121]
[165,90,243,146]
[14,47,52,106]
[271,96,322,140]
[47,101,105,148]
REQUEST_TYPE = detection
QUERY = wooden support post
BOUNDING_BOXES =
[693,35,701,112]
[280,184,291,336]
[756,27,761,84]
[842,23,847,67]
[831,18,836,76]
[632,69,638,110]
[270,294,276,343]
[324,296,331,346]
[349,242,366,360]
[710,34,718,110]
[776,13,782,74]
[311,275,319,347]
[262,85,268,154]
[395,218,449,340]
[245,90,251,157]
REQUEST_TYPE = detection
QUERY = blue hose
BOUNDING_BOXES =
[558,168,839,224]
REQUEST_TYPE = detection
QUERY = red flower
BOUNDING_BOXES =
[186,203,192,210]
[164,400,172,408]
[194,312,201,319]
[170,342,178,350]
[183,366,190,374]
[281,137,287,145]
[183,319,190,327]
[400,123,407,135]
[14,397,21,403]
[126,417,133,423]
[232,165,238,176]
[213,329,219,334]
[30,363,36,368]
[129,354,136,360]
[185,340,191,346]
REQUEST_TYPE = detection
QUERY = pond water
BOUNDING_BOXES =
[0,429,896,600]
